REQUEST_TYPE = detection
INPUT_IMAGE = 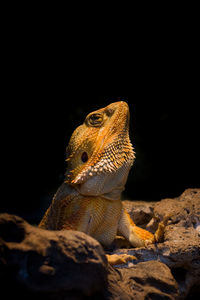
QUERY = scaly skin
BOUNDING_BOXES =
[39,102,163,263]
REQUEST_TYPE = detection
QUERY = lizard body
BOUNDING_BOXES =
[39,102,163,257]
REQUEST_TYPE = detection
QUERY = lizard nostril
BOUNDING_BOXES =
[81,152,88,163]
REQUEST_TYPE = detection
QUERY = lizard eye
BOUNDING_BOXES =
[81,151,88,163]
[88,113,103,127]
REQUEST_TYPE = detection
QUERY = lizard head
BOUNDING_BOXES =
[65,101,135,200]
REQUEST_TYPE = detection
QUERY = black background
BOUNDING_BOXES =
[2,94,199,224]
[1,5,199,227]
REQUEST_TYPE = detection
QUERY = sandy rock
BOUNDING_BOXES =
[115,189,200,299]
[153,188,200,227]
[0,213,180,300]
[0,189,200,299]
[107,261,179,300]
[0,214,107,299]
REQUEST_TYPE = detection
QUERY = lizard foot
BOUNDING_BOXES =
[129,215,171,247]
[152,214,171,243]
[129,225,155,247]
[106,254,136,266]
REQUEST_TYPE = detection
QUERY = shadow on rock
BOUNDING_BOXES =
[0,189,200,299]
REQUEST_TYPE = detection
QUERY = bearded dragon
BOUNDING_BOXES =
[39,102,165,264]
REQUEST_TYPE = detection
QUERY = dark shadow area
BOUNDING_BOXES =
[171,267,187,284]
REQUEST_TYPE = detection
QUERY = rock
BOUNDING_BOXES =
[114,189,200,299]
[107,261,179,300]
[0,213,179,300]
[0,214,108,299]
[0,189,200,299]
[153,188,200,228]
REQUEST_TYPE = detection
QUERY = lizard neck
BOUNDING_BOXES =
[73,160,130,201]
[98,187,123,201]
[74,184,124,201]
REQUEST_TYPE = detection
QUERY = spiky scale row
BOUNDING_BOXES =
[67,132,135,184]
[70,138,135,185]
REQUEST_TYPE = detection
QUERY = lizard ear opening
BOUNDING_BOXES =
[81,152,88,163]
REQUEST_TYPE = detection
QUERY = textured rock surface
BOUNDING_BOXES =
[107,261,179,300]
[0,189,200,299]
[116,189,200,299]
[0,214,108,299]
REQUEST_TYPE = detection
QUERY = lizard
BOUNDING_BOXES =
[39,101,165,264]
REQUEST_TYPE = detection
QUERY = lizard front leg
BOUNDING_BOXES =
[118,208,165,247]
[105,208,155,266]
